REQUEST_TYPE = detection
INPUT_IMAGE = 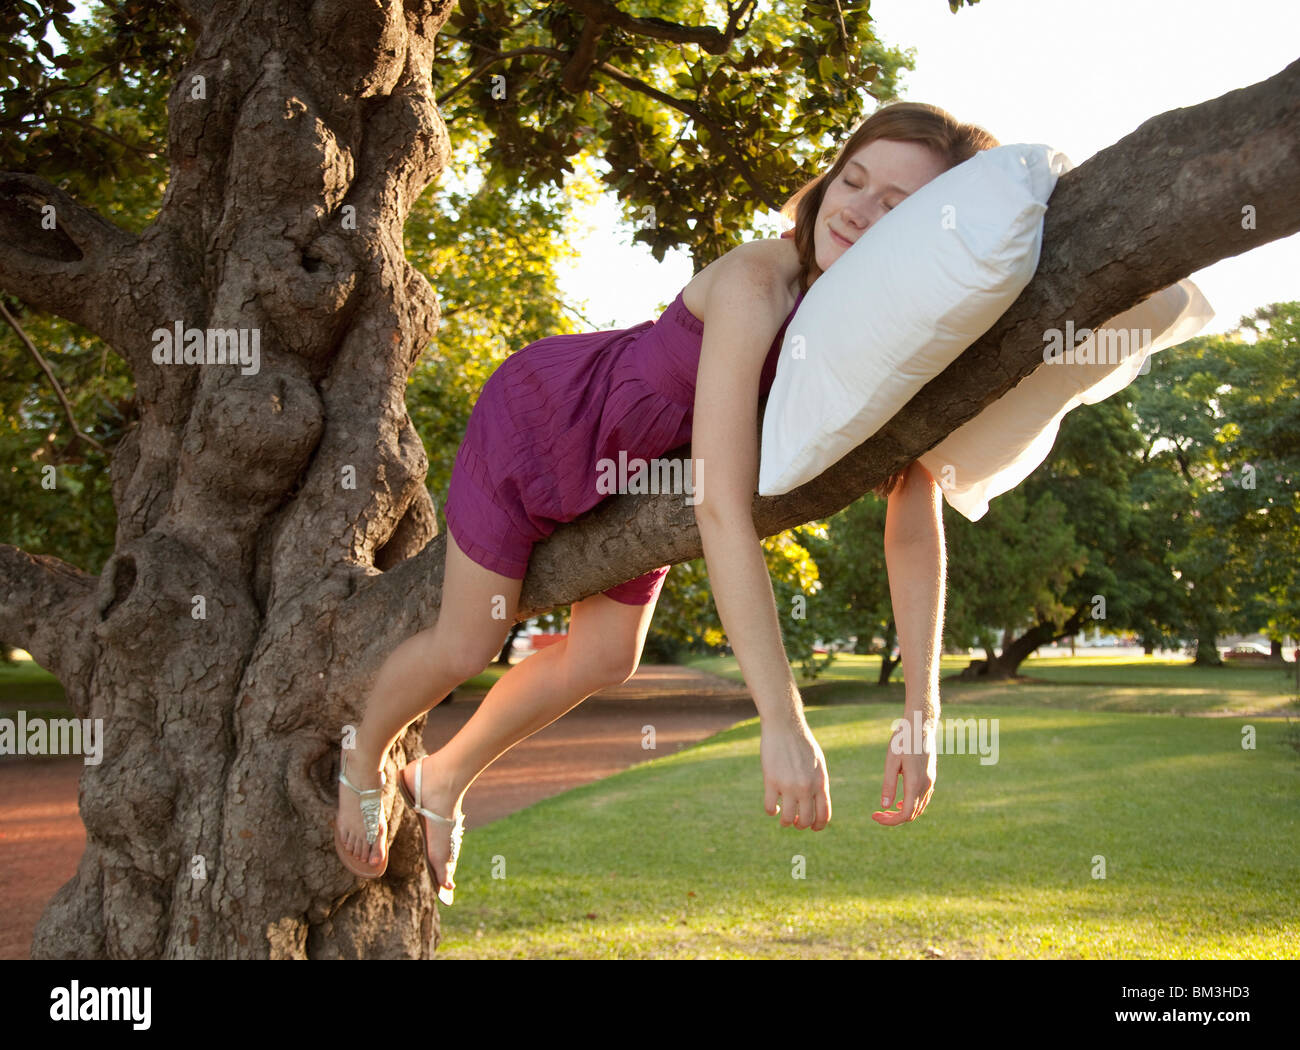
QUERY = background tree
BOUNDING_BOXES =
[945,306,1299,678]
[1213,303,1300,654]
[1127,305,1300,664]
[943,484,1087,678]
[802,497,903,685]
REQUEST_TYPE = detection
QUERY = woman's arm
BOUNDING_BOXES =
[691,246,831,831]
[875,460,945,825]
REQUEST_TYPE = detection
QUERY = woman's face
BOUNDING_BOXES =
[813,138,950,275]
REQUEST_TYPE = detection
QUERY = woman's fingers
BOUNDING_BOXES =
[765,775,832,829]
[767,783,802,827]
[809,785,830,831]
[881,769,899,812]
[880,743,902,811]
[763,790,833,829]
[786,785,831,829]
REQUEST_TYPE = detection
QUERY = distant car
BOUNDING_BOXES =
[1223,644,1274,663]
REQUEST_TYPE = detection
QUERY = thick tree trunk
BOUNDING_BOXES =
[0,18,1297,958]
[876,623,900,685]
[1193,634,1224,667]
[497,622,525,665]
[876,652,900,685]
[961,607,1088,680]
[2,0,456,959]
[993,619,1069,678]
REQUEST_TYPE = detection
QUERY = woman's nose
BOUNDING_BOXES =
[843,198,885,233]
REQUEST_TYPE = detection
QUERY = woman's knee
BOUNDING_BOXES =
[564,591,656,690]
[422,621,510,683]
[563,632,641,691]
[436,537,524,678]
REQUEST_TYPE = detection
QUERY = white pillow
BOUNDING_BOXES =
[758,142,1072,497]
[919,277,1215,520]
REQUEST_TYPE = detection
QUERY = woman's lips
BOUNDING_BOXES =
[830,228,853,248]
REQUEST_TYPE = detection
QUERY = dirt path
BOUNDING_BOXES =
[0,664,753,959]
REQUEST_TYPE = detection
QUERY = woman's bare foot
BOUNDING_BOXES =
[398,753,465,899]
[335,746,389,875]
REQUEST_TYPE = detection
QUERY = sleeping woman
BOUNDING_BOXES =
[334,100,1000,903]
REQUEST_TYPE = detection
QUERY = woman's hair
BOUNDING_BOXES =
[780,100,999,498]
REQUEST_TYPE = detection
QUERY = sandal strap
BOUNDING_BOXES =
[339,749,386,846]
[418,756,465,868]
[414,760,466,839]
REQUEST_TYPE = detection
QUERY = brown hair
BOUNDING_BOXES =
[780,101,1000,498]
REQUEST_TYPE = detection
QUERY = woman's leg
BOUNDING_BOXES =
[403,586,662,893]
[336,528,523,869]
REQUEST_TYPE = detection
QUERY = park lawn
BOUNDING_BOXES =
[434,700,1299,959]
[11,648,1289,718]
[684,652,1298,717]
[0,653,505,721]
[7,652,1296,957]
[0,658,73,719]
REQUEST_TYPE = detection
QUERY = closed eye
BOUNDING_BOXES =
[844,175,902,210]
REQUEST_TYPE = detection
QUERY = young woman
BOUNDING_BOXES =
[335,101,1000,901]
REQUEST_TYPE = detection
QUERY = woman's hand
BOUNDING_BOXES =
[760,720,832,830]
[873,718,936,825]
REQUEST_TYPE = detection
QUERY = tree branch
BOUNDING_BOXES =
[0,545,96,677]
[435,45,567,107]
[0,301,107,454]
[0,172,140,347]
[436,31,781,212]
[168,0,213,26]
[339,58,1300,665]
[594,61,785,212]
[51,113,163,158]
[560,0,758,55]
[0,64,116,131]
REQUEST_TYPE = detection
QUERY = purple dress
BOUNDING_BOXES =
[444,285,807,605]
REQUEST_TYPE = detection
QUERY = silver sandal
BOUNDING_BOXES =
[334,749,387,879]
[396,759,465,906]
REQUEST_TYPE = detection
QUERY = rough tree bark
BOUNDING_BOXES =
[3,0,458,959]
[0,1,1296,959]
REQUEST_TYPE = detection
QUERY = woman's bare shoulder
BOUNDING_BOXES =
[680,236,801,324]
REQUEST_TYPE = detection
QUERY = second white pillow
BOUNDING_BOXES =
[918,278,1215,520]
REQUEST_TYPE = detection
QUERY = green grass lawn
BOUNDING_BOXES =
[6,651,1297,958]
[686,651,1299,717]
[0,653,506,720]
[432,654,1299,959]
[0,658,74,719]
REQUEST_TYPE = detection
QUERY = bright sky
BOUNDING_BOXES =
[556,0,1300,336]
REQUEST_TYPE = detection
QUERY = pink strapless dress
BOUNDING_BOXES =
[444,285,806,605]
